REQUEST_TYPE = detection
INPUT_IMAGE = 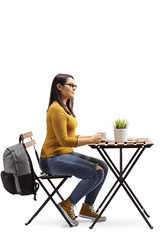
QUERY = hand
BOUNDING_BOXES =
[90,134,102,144]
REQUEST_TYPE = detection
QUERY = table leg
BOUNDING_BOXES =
[96,180,119,212]
[91,146,153,229]
[90,182,121,229]
[100,147,150,217]
[120,148,123,181]
[122,181,150,217]
[122,182,153,229]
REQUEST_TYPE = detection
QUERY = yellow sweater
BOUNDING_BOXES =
[40,101,78,158]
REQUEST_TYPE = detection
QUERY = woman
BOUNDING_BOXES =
[40,74,108,226]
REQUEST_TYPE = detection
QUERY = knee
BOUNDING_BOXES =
[101,162,108,175]
[105,164,108,175]
[96,165,103,170]
[95,165,104,182]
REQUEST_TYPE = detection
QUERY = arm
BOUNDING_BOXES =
[77,134,102,147]
[51,107,78,147]
[78,135,92,139]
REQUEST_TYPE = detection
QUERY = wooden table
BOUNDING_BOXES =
[89,138,154,229]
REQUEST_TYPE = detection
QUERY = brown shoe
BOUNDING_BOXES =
[79,203,106,222]
[58,198,79,226]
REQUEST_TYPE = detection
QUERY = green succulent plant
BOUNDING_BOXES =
[113,119,128,129]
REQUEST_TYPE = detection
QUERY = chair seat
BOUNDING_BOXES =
[39,173,72,179]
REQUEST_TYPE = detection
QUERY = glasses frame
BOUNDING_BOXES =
[64,83,77,89]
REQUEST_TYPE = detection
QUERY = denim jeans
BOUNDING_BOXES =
[39,152,108,205]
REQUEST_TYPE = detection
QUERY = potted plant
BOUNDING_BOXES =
[113,119,128,142]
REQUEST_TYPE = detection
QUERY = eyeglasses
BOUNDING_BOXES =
[64,83,77,89]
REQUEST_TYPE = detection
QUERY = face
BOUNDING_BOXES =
[57,77,77,103]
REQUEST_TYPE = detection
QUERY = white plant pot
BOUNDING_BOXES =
[114,128,128,142]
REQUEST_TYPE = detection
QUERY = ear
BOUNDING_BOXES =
[56,83,63,91]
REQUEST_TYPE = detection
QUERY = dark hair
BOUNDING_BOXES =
[47,74,76,117]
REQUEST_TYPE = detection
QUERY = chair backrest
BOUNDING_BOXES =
[20,131,40,170]
[20,131,36,148]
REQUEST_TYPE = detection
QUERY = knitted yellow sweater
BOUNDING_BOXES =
[40,101,78,158]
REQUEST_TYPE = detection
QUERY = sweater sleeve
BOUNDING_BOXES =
[51,106,78,147]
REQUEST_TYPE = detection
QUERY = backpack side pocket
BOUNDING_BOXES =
[1,171,17,194]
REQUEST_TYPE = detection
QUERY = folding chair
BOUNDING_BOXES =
[21,131,73,227]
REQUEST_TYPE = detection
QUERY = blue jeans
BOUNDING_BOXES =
[39,152,108,205]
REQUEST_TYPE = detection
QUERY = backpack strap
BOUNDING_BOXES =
[19,134,39,200]
[19,134,40,163]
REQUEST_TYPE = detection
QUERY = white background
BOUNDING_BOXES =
[0,0,160,239]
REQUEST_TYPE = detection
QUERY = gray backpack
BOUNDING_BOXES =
[1,139,39,200]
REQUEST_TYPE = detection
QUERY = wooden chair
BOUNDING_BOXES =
[21,131,73,227]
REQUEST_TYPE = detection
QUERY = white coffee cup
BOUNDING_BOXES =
[97,132,107,141]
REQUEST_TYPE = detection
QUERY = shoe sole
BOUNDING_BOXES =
[79,214,106,222]
[58,204,79,226]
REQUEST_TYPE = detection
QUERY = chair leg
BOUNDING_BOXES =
[25,177,73,227]
[47,178,64,201]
